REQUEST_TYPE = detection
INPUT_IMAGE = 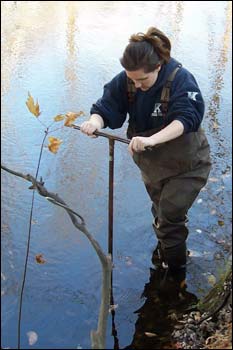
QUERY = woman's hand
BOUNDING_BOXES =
[80,114,104,138]
[128,121,185,156]
[80,121,98,137]
[128,136,156,156]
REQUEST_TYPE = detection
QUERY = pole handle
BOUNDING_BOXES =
[71,124,130,145]
[71,124,155,151]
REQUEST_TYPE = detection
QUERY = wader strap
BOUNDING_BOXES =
[160,64,182,118]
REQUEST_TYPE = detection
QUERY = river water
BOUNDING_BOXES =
[1,1,232,349]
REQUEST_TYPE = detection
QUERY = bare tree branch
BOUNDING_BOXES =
[1,164,112,349]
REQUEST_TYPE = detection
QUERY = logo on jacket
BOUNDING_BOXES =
[187,91,198,101]
[151,103,163,117]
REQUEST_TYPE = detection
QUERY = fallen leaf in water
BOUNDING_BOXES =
[218,220,225,226]
[207,274,216,286]
[26,92,41,117]
[48,136,62,154]
[125,256,133,266]
[27,331,38,345]
[35,254,46,264]
[145,332,158,337]
[209,177,219,182]
[217,239,226,244]
[64,111,84,126]
[210,209,217,215]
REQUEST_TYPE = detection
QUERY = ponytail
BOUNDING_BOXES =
[120,27,171,72]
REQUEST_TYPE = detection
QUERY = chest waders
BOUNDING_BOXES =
[127,67,212,272]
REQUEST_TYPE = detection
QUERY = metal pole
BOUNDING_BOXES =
[108,139,115,257]
[108,138,119,349]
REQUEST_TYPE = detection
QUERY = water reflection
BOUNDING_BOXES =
[64,2,79,104]
[205,1,232,169]
[170,1,184,53]
[124,266,197,349]
[206,1,232,131]
[156,1,184,55]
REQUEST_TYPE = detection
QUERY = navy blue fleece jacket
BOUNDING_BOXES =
[90,58,205,134]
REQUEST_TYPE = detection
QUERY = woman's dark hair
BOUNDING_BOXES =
[120,27,171,72]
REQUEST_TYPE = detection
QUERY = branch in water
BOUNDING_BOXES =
[1,163,112,349]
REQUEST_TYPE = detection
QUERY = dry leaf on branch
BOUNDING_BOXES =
[26,92,41,117]
[54,114,66,122]
[64,111,84,126]
[47,136,63,154]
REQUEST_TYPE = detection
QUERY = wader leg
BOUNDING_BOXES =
[144,181,169,267]
[156,177,206,268]
[146,176,208,269]
[157,176,207,247]
[133,135,211,271]
[144,182,166,266]
[144,182,163,221]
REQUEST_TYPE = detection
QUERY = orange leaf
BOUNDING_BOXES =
[218,220,225,226]
[48,136,63,154]
[26,92,41,117]
[54,114,65,122]
[64,111,84,126]
[35,254,46,264]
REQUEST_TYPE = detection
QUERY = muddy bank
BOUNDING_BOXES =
[171,263,232,349]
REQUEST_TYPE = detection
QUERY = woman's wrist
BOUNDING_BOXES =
[89,114,104,129]
[149,134,159,146]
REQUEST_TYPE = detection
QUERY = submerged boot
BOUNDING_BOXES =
[151,242,188,293]
[159,265,187,296]
[160,242,187,293]
[151,240,188,268]
[163,242,187,271]
[151,241,166,267]
[144,265,187,303]
[151,218,167,267]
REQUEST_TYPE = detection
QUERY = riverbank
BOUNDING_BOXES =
[171,266,232,349]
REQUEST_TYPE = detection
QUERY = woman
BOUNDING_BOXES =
[80,27,211,277]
